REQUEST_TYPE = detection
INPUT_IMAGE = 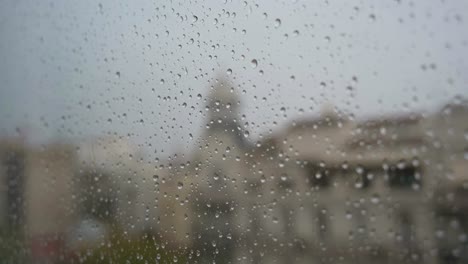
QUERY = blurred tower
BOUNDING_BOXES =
[204,74,244,144]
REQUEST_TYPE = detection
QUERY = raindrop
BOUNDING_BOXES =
[274,18,281,28]
[345,212,352,219]
[356,166,364,174]
[354,181,363,189]
[370,194,380,204]
[251,59,258,68]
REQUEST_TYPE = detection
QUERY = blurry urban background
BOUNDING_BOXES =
[1,77,467,263]
[1,0,468,264]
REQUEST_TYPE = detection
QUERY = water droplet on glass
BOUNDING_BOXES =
[346,212,352,219]
[274,18,281,28]
[371,193,380,204]
[251,59,258,68]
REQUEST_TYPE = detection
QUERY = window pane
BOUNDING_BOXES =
[1,0,467,264]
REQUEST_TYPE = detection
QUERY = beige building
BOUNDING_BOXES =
[155,76,468,264]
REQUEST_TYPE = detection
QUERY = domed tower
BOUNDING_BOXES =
[205,74,242,138]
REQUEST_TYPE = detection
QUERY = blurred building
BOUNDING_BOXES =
[0,78,466,264]
[156,76,468,264]
[0,138,26,234]
[0,136,151,262]
[0,139,76,263]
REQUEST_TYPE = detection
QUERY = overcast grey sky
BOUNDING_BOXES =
[0,0,467,156]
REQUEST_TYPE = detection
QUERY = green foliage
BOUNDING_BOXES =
[74,232,189,264]
[0,230,28,264]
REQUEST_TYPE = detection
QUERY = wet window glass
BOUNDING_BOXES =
[1,0,467,264]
